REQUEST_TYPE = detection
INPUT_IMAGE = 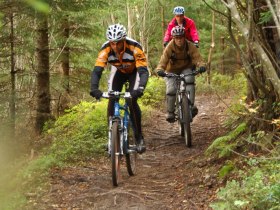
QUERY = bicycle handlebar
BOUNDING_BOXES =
[164,69,201,79]
[102,91,131,99]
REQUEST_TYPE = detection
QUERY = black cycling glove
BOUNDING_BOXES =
[130,87,144,98]
[157,70,166,77]
[90,89,103,99]
[199,66,206,73]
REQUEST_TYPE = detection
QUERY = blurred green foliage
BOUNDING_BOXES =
[196,72,247,97]
[141,76,166,107]
[211,160,280,210]
[25,0,50,13]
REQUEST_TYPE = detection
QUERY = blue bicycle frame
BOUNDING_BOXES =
[113,98,130,155]
[106,92,131,156]
[102,91,137,186]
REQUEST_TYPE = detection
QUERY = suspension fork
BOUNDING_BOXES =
[109,101,124,156]
[177,80,185,122]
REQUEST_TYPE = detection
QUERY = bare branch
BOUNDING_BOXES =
[266,0,280,36]
[202,0,229,19]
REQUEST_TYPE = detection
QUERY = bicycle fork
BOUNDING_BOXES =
[178,82,193,123]
[108,117,124,156]
[177,94,183,123]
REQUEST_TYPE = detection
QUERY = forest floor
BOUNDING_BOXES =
[24,94,231,210]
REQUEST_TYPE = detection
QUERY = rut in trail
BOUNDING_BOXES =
[25,95,228,210]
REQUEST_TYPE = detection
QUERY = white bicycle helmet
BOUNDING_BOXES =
[171,26,185,37]
[106,24,127,42]
[173,6,185,15]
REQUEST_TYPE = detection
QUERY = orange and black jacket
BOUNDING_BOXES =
[91,37,149,90]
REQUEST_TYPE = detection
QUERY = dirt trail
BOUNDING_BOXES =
[25,95,228,210]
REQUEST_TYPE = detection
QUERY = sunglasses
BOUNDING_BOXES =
[173,36,185,39]
[109,40,124,45]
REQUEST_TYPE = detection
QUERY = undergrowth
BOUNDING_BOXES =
[46,101,108,163]
[210,157,280,210]
[207,85,280,209]
[196,71,247,98]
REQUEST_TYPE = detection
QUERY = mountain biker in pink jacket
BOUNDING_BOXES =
[163,6,200,48]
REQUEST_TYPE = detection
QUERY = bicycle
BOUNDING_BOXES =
[160,68,205,147]
[102,90,137,187]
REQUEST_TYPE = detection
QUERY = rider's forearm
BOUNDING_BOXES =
[91,66,104,90]
[137,67,149,88]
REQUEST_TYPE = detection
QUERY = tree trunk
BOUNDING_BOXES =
[9,12,15,138]
[35,13,51,134]
[220,0,280,130]
[207,11,215,84]
[61,16,70,93]
[160,5,165,39]
[127,1,133,38]
[220,36,225,74]
[236,35,241,69]
[139,0,147,53]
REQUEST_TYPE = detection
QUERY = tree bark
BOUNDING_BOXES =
[61,16,70,93]
[160,5,165,39]
[219,0,280,129]
[127,1,133,38]
[207,11,215,84]
[35,13,51,134]
[220,36,225,74]
[9,12,16,138]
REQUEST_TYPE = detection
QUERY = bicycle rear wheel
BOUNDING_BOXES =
[125,125,137,176]
[111,121,121,186]
[182,94,192,147]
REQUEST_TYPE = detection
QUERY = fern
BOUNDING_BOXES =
[206,122,247,157]
[219,161,235,178]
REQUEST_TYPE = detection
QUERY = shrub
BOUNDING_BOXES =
[141,76,166,107]
[206,122,247,158]
[210,160,280,210]
[46,101,108,162]
[196,72,246,97]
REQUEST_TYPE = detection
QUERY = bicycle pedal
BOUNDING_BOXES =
[136,146,146,154]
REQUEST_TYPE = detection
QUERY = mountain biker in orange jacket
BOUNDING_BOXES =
[157,26,206,122]
[90,24,149,153]
[163,6,200,48]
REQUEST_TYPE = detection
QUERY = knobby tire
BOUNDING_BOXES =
[182,94,192,147]
[177,96,184,137]
[125,124,137,176]
[111,121,121,186]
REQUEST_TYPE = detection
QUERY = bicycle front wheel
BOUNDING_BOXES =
[182,94,192,147]
[177,96,184,137]
[111,121,121,186]
[125,125,137,176]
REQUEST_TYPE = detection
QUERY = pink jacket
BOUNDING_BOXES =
[163,16,199,43]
